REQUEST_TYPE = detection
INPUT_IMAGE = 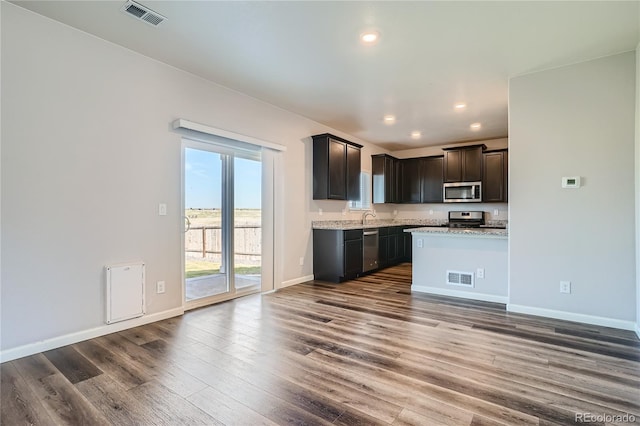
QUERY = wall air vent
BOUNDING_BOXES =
[446,270,474,288]
[121,0,167,27]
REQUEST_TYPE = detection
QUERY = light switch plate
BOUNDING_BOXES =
[158,203,167,216]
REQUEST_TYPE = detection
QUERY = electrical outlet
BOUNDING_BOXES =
[319,208,323,216]
[560,281,571,294]
[493,209,499,217]
[417,238,423,248]
[429,209,434,215]
[156,281,166,294]
[477,268,485,279]
[158,203,167,216]
[299,257,304,266]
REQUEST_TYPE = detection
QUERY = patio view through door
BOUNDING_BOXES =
[184,140,262,307]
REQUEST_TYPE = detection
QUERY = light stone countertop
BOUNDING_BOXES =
[312,219,446,230]
[312,219,507,232]
[407,226,508,238]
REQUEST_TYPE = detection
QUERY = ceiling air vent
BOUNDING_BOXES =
[121,0,167,27]
[446,270,474,288]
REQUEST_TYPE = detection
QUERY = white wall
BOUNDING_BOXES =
[0,3,384,353]
[411,234,508,303]
[509,52,637,326]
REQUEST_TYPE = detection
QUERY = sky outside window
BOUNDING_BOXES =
[185,148,261,209]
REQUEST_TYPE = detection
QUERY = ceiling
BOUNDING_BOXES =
[12,1,640,150]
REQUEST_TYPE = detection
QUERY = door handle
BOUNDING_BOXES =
[184,216,191,233]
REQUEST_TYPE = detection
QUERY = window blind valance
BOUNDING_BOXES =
[172,119,287,153]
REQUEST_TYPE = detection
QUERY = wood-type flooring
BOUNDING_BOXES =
[2,263,640,425]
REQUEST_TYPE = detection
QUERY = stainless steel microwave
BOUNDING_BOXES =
[443,181,482,203]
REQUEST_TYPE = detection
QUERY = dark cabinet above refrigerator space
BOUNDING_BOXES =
[372,154,445,204]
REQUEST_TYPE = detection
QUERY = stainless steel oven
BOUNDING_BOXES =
[443,181,482,203]
[362,230,379,272]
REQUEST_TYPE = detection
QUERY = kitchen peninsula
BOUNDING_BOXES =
[406,226,508,303]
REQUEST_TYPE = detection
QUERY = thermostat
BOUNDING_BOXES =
[562,176,581,188]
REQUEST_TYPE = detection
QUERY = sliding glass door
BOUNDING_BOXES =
[183,140,261,308]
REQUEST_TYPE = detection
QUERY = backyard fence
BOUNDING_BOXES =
[185,225,261,265]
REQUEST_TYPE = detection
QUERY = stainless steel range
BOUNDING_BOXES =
[448,211,485,228]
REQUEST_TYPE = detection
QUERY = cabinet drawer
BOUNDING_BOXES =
[344,229,363,241]
[389,226,404,235]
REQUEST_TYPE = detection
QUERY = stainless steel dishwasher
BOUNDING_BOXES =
[362,229,379,272]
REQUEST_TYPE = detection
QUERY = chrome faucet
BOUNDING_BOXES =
[362,210,377,225]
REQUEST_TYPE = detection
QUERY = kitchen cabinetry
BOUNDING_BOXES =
[381,155,443,204]
[402,226,419,262]
[313,229,363,283]
[401,158,422,203]
[372,154,400,203]
[313,134,362,201]
[483,149,508,202]
[420,156,444,203]
[443,145,485,183]
[314,225,413,282]
[378,226,404,266]
[378,227,389,267]
[388,226,404,264]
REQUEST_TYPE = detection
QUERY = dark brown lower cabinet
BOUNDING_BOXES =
[402,227,415,262]
[314,226,412,283]
[313,229,363,283]
[378,227,389,268]
[387,226,405,264]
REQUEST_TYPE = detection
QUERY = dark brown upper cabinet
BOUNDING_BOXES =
[420,156,444,203]
[399,156,444,204]
[375,154,444,204]
[400,158,422,203]
[372,154,400,203]
[312,134,362,201]
[483,149,508,203]
[443,144,485,183]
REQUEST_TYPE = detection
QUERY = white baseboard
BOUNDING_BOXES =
[411,285,508,304]
[636,323,640,339]
[0,307,184,363]
[507,304,637,331]
[278,274,314,289]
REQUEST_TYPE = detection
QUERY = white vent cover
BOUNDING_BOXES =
[447,270,475,287]
[106,262,145,324]
[121,0,167,27]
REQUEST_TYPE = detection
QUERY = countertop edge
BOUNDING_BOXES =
[407,227,508,238]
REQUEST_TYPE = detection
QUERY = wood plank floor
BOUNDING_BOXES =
[2,263,640,425]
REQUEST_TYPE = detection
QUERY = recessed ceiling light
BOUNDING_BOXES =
[454,103,467,110]
[470,122,482,130]
[383,115,396,125]
[410,131,422,139]
[360,31,380,45]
